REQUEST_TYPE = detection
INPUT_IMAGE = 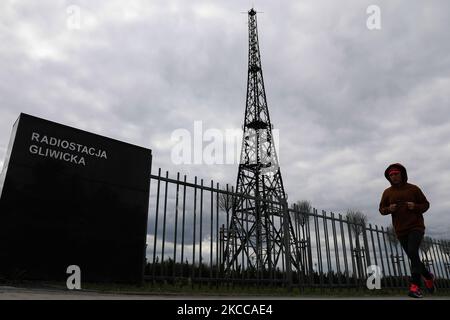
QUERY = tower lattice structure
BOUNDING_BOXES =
[224,9,301,277]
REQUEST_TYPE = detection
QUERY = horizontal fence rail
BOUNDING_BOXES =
[145,168,450,291]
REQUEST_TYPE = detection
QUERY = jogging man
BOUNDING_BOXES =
[379,163,435,298]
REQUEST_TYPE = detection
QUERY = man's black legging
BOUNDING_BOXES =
[398,230,432,285]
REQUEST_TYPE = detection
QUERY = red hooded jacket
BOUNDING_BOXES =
[379,163,430,237]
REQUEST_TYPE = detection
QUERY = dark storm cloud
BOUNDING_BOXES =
[1,0,449,239]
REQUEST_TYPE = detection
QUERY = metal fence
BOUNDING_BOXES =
[145,168,450,290]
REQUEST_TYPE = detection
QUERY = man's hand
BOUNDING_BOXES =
[407,202,415,210]
[389,204,397,212]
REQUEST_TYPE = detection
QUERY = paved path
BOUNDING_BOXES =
[1,286,449,300]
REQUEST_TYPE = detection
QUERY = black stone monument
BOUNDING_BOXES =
[0,113,152,284]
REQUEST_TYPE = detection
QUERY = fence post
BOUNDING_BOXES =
[362,224,371,274]
[282,198,293,291]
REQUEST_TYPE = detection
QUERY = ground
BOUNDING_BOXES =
[1,285,449,300]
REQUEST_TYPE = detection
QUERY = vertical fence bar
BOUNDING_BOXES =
[436,240,448,286]
[362,224,371,279]
[281,214,285,275]
[237,194,242,284]
[435,240,448,287]
[419,248,428,277]
[374,226,384,287]
[161,171,169,279]
[210,180,214,284]
[384,226,399,288]
[437,241,450,281]
[322,210,333,288]
[374,226,386,288]
[338,214,350,287]
[422,243,434,283]
[199,179,204,283]
[446,241,450,282]
[192,176,197,283]
[268,199,274,286]
[232,186,238,283]
[216,183,220,286]
[346,216,358,287]
[393,242,408,288]
[180,175,187,278]
[311,209,318,287]
[283,199,293,291]
[246,198,251,284]
[244,200,248,285]
[220,224,224,277]
[263,200,269,286]
[152,168,162,281]
[438,240,450,286]
[300,213,308,291]
[294,209,302,290]
[331,212,341,288]
[301,213,308,289]
[230,186,235,285]
[398,237,409,288]
[173,172,180,280]
[431,241,441,287]
[295,207,305,290]
[293,206,300,268]
[271,207,277,283]
[389,234,400,288]
[368,224,379,284]
[242,191,247,284]
[380,227,393,288]
[144,170,152,283]
[440,240,450,288]
[392,237,406,288]
[429,240,443,285]
[305,210,313,287]
[352,226,361,284]
[302,214,312,281]
[368,225,377,266]
[444,241,450,278]
[225,184,230,277]
[433,240,448,288]
[353,226,363,285]
[314,208,324,289]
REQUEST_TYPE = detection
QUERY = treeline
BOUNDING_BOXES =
[145,259,449,288]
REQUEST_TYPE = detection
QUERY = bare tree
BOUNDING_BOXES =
[441,240,450,257]
[419,236,434,268]
[384,224,404,277]
[218,192,236,252]
[346,210,367,236]
[291,200,311,226]
[218,193,235,215]
[290,200,313,275]
[420,236,433,254]
[385,224,398,246]
[346,210,368,280]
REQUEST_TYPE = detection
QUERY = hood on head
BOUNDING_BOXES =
[384,163,408,185]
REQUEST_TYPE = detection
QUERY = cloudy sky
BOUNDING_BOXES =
[1,0,449,238]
